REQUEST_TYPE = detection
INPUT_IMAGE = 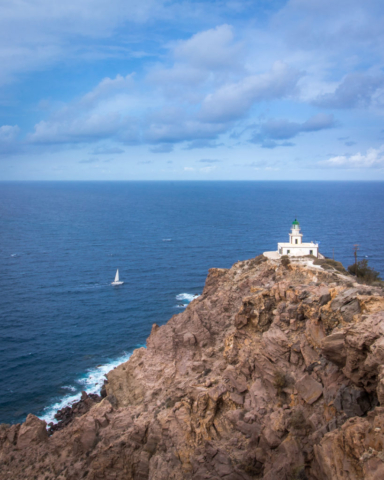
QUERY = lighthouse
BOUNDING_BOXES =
[277,219,319,257]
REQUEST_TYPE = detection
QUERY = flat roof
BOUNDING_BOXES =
[278,242,318,247]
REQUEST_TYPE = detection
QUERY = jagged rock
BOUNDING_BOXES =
[16,414,48,449]
[296,373,323,404]
[1,255,383,479]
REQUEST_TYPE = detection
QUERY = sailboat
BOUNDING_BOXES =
[111,269,124,286]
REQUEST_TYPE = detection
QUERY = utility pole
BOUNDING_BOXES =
[353,244,360,266]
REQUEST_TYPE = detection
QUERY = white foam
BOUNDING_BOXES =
[61,385,76,392]
[176,293,200,303]
[162,238,172,242]
[39,351,132,425]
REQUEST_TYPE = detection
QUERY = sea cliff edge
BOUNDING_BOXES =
[1,254,384,479]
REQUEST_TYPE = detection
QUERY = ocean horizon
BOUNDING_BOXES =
[1,181,383,425]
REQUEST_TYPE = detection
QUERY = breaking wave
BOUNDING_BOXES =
[39,351,133,425]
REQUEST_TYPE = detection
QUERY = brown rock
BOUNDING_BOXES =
[16,414,48,449]
[1,255,383,480]
[296,373,323,404]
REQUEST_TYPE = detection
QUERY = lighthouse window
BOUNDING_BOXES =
[310,250,313,255]
[295,239,298,244]
[287,250,290,254]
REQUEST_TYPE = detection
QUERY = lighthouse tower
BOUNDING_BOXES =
[289,219,303,245]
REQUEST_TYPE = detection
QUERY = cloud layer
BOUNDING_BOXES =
[1,0,384,179]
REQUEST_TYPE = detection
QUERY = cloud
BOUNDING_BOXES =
[320,145,384,168]
[173,24,242,71]
[137,160,153,164]
[273,0,384,54]
[144,118,227,144]
[183,139,223,150]
[148,24,243,91]
[313,72,384,109]
[149,143,174,153]
[29,113,128,144]
[80,74,135,107]
[198,159,221,163]
[199,62,302,122]
[251,113,335,148]
[0,0,162,85]
[0,124,20,153]
[345,141,356,146]
[0,124,19,142]
[90,146,125,155]
[200,165,217,172]
[28,74,139,144]
[234,160,269,167]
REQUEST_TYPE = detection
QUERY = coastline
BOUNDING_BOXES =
[2,255,384,479]
[37,292,200,428]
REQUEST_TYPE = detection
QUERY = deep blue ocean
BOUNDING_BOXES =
[1,181,383,425]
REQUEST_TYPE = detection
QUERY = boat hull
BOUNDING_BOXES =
[111,281,124,286]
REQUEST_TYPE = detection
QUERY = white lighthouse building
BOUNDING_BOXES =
[277,219,318,257]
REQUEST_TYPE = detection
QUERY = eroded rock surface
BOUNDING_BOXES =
[1,255,384,479]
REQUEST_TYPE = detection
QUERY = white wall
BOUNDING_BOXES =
[278,244,318,257]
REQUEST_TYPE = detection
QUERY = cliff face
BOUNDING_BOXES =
[1,255,384,479]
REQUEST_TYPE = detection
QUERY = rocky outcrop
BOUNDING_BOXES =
[1,255,384,479]
[47,391,102,435]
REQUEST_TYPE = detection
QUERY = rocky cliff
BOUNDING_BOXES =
[1,255,384,480]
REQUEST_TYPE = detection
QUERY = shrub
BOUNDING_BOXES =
[289,409,306,430]
[313,258,347,274]
[273,370,287,395]
[165,397,176,409]
[248,255,268,267]
[348,259,382,285]
[281,255,290,268]
[289,465,308,480]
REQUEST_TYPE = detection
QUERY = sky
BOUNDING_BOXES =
[1,0,384,180]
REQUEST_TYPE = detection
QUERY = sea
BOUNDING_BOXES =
[0,181,383,425]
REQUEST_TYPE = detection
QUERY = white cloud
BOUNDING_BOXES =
[90,146,125,155]
[147,24,243,97]
[314,72,384,109]
[173,24,242,71]
[0,0,161,84]
[199,61,302,122]
[28,74,139,144]
[29,113,128,144]
[0,124,20,153]
[0,124,20,142]
[321,145,384,168]
[80,74,135,107]
[250,113,335,148]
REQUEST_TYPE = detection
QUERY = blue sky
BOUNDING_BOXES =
[1,0,384,180]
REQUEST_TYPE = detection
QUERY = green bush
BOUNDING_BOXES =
[289,409,306,430]
[281,255,290,268]
[273,370,287,395]
[348,259,382,285]
[248,255,268,267]
[289,465,308,480]
[313,258,347,274]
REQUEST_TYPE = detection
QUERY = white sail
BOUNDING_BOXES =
[114,269,119,282]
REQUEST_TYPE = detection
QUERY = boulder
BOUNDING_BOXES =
[16,414,48,449]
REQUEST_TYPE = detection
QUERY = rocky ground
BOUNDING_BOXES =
[1,254,384,479]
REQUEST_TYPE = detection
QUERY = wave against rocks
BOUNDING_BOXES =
[1,254,384,479]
